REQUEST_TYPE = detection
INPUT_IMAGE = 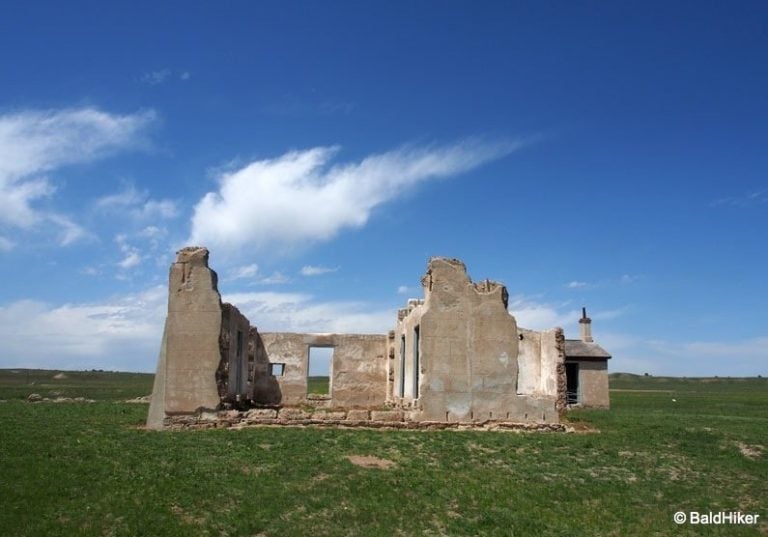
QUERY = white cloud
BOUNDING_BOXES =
[397,285,409,295]
[229,263,259,280]
[116,234,142,270]
[138,225,166,239]
[0,286,166,372]
[0,235,15,251]
[300,265,338,276]
[0,106,155,241]
[189,138,526,253]
[225,264,290,285]
[509,296,582,332]
[223,291,394,334]
[180,71,191,81]
[260,272,290,284]
[710,188,768,207]
[48,214,91,246]
[95,184,178,220]
[566,281,588,289]
[118,250,142,269]
[141,69,172,85]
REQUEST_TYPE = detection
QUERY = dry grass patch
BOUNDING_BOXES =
[345,455,395,469]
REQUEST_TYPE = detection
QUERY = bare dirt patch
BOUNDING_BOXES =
[346,455,395,469]
[737,442,764,460]
[53,372,68,380]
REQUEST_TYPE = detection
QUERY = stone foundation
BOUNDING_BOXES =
[160,406,567,432]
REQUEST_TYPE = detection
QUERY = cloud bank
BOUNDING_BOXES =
[189,139,524,253]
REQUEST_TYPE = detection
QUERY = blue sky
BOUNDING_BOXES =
[0,1,765,376]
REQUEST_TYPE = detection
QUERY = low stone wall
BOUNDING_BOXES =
[160,406,567,432]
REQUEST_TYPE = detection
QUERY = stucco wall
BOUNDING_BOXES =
[259,332,388,408]
[148,247,223,428]
[396,258,559,424]
[576,360,610,408]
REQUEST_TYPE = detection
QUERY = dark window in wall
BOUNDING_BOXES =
[566,362,580,404]
[235,330,244,394]
[269,363,285,377]
[413,325,420,399]
[398,335,406,397]
[308,346,333,395]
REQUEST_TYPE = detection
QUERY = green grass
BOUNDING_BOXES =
[307,375,330,395]
[0,370,765,536]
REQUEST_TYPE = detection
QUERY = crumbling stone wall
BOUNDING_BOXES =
[148,247,223,429]
[148,247,262,428]
[258,332,388,408]
[393,258,560,424]
[554,329,568,412]
[148,249,586,430]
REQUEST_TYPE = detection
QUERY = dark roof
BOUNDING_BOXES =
[564,339,611,360]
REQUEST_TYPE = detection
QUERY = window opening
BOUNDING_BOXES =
[413,326,420,399]
[307,346,333,395]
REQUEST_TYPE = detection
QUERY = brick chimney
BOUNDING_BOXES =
[579,307,593,342]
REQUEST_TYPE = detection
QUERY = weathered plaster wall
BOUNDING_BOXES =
[147,247,223,429]
[575,360,610,408]
[517,327,564,398]
[332,334,388,407]
[517,327,542,395]
[259,332,388,408]
[395,258,559,423]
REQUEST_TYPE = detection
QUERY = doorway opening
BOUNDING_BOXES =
[565,362,579,405]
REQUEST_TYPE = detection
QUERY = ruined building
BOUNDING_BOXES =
[147,247,610,430]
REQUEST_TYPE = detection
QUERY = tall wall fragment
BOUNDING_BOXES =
[147,247,251,429]
[391,258,561,424]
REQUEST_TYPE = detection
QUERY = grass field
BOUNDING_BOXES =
[307,375,330,395]
[0,370,765,536]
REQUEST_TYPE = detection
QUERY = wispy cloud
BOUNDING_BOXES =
[397,285,410,295]
[226,264,291,285]
[189,138,527,253]
[140,68,191,85]
[228,264,260,280]
[115,234,142,270]
[0,107,155,245]
[223,291,393,334]
[710,188,768,208]
[141,69,171,85]
[300,265,338,276]
[95,184,178,220]
[564,274,640,290]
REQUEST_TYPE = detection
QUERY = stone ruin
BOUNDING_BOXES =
[147,247,610,430]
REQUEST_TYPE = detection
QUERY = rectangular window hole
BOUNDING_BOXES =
[269,363,285,377]
[308,346,333,396]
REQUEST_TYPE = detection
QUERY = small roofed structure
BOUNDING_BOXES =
[563,308,611,408]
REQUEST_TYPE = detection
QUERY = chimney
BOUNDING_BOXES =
[579,307,593,342]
